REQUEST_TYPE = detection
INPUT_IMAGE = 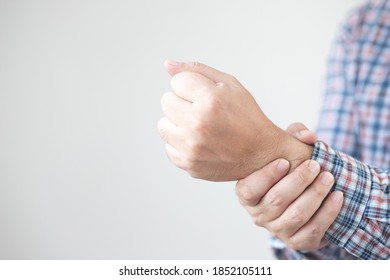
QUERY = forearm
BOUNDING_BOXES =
[251,123,314,175]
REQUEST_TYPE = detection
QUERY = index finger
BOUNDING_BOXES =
[236,159,290,207]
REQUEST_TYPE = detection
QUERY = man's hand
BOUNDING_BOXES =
[236,124,343,250]
[158,60,313,181]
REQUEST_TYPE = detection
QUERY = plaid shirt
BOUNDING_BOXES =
[271,0,390,260]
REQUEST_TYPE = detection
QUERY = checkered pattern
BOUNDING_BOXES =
[271,0,390,259]
[313,142,389,259]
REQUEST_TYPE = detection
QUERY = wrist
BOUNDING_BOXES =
[277,129,314,172]
[250,124,314,174]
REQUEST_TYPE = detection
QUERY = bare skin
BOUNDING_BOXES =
[236,123,343,250]
[158,60,313,181]
[158,60,343,251]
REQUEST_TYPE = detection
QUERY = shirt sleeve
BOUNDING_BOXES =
[315,4,360,158]
[312,141,390,259]
[270,2,390,260]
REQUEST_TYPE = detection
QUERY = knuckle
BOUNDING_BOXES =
[157,119,168,140]
[266,164,286,182]
[203,94,222,114]
[191,61,207,72]
[229,74,238,83]
[309,224,321,237]
[285,236,306,251]
[235,182,246,199]
[252,215,266,227]
[266,192,284,207]
[229,76,240,86]
[241,191,254,202]
[192,119,208,136]
[237,197,246,206]
[222,73,238,85]
[216,81,229,89]
[186,140,203,160]
[183,159,200,176]
[189,170,202,179]
[296,170,310,185]
[182,158,193,171]
[289,206,305,224]
[236,186,255,203]
[313,183,328,198]
[182,148,200,167]
[286,240,301,251]
[269,223,283,238]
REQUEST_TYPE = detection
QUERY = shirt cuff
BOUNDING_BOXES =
[311,141,372,248]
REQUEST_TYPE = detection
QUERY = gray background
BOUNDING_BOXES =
[0,0,360,259]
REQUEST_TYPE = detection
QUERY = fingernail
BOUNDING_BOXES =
[308,160,320,174]
[166,59,181,66]
[321,172,334,186]
[277,159,289,173]
[332,191,343,203]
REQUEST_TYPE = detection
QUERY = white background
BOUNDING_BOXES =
[0,260,386,279]
[0,0,362,259]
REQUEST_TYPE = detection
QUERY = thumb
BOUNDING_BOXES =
[164,59,233,84]
[286,122,317,145]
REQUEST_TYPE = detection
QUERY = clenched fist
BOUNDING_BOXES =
[158,60,313,181]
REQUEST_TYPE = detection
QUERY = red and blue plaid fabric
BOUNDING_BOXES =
[271,0,390,259]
